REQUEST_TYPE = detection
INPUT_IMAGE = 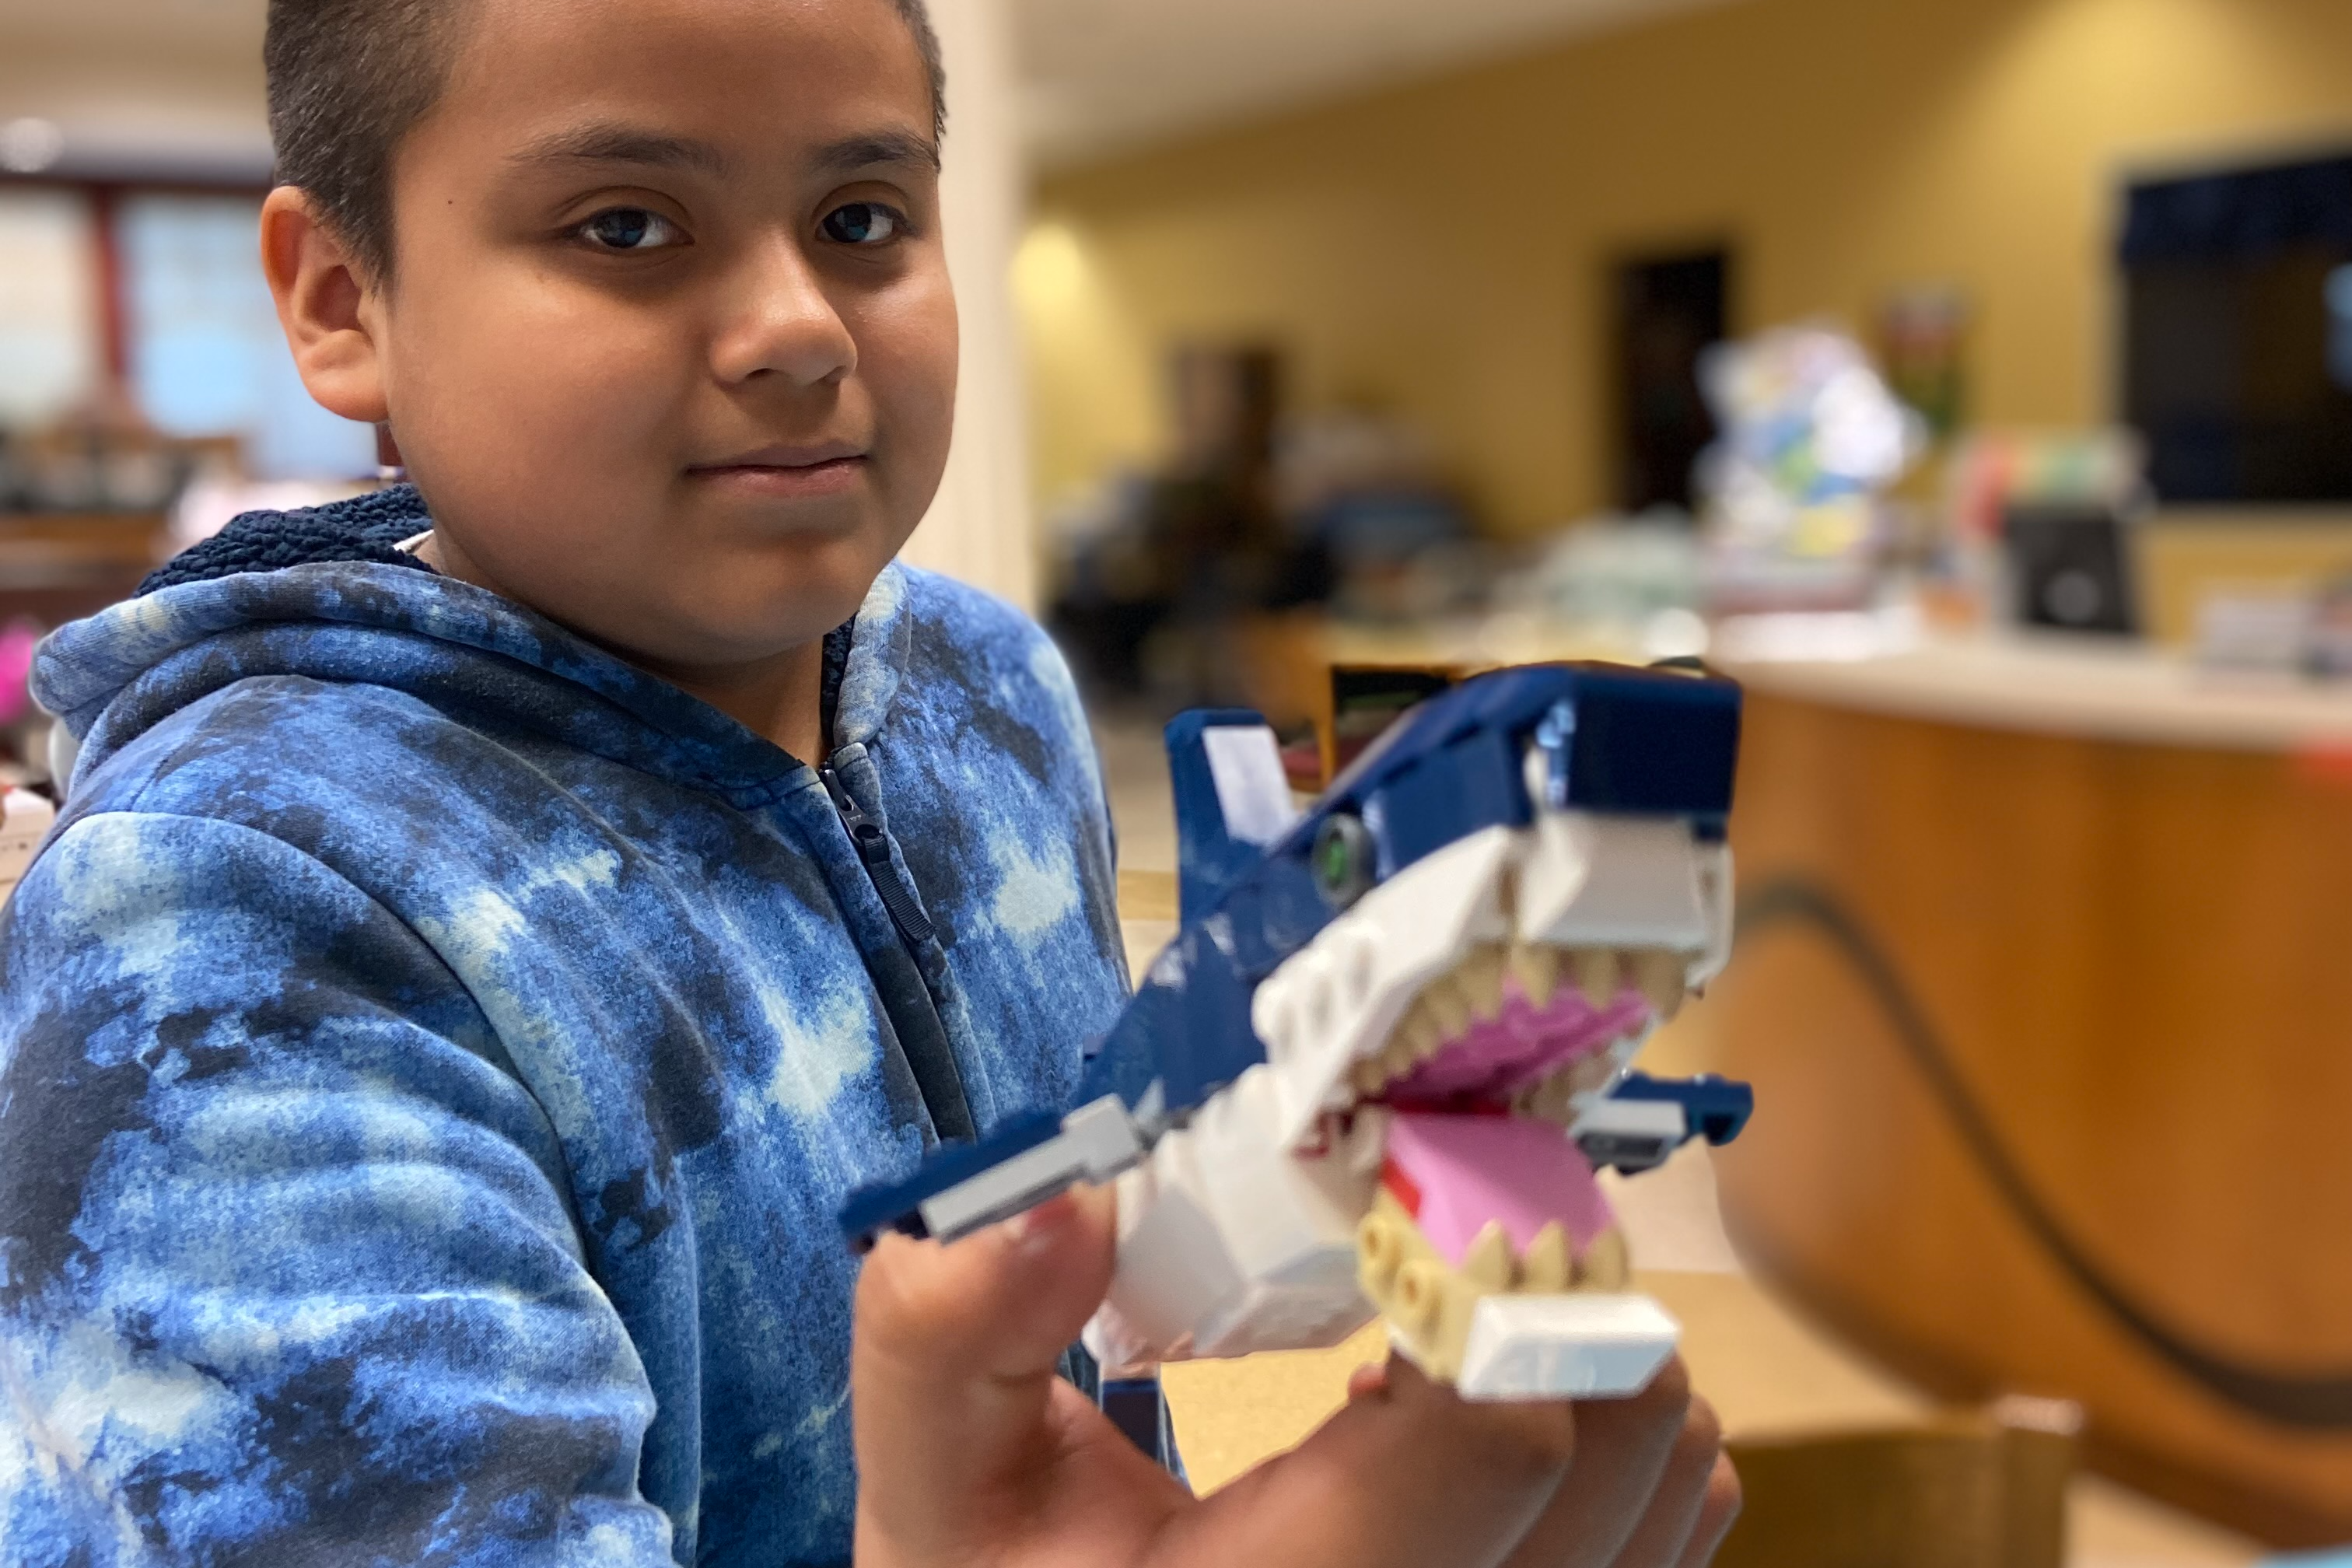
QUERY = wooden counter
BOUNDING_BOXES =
[1710,640,2352,1544]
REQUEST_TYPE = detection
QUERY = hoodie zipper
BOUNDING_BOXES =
[819,761,975,1143]
[821,765,936,948]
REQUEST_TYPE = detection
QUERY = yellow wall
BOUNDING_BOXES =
[1020,0,2352,537]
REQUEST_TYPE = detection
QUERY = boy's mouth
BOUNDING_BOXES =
[688,442,871,502]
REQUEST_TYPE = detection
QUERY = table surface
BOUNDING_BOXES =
[1308,611,2352,754]
[1719,629,2352,754]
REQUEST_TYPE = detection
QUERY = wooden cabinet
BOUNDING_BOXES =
[1710,681,2352,1544]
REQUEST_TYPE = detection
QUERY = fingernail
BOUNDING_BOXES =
[1006,1191,1087,1259]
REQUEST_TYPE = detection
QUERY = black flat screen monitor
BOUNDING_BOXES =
[2121,152,2352,504]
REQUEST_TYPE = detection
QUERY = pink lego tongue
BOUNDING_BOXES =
[1384,1111,1615,1267]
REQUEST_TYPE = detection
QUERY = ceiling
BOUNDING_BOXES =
[1014,0,1739,168]
[0,0,1737,173]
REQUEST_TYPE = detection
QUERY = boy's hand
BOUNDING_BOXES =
[852,1188,1740,1568]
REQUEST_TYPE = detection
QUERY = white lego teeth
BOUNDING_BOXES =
[1336,943,1698,1104]
[1509,943,1559,1006]
[1421,979,1472,1040]
[1393,1008,1436,1064]
[1458,947,1507,1020]
[1633,950,1687,1020]
[1511,1045,1631,1125]
[1571,949,1622,1005]
[1464,1223,1515,1290]
[1514,1073,1576,1125]
[1578,1227,1631,1292]
[1521,1222,1573,1291]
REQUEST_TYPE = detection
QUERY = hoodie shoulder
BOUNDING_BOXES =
[61,674,513,866]
[889,566,1090,742]
[891,565,1041,653]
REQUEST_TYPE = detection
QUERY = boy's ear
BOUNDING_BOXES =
[260,186,391,426]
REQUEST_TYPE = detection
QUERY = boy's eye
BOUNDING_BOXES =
[821,202,902,247]
[578,208,682,252]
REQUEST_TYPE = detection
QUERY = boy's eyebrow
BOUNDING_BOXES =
[809,130,943,177]
[512,123,733,177]
[509,125,940,180]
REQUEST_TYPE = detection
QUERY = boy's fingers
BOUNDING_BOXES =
[852,1187,1119,1552]
[1501,1360,1699,1568]
[1577,1391,1728,1568]
[856,1188,1115,1381]
[1675,1456,1742,1568]
[1182,1355,1577,1568]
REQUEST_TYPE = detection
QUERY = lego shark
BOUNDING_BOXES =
[843,662,1752,1402]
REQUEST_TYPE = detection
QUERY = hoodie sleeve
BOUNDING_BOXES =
[0,810,680,1567]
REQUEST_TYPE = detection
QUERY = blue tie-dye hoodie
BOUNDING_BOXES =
[0,488,1133,1566]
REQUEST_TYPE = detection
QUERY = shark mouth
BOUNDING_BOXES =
[1343,945,1685,1383]
[1249,784,1728,1388]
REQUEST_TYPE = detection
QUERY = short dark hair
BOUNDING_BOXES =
[265,0,947,282]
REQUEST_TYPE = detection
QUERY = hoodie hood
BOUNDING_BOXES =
[34,485,903,810]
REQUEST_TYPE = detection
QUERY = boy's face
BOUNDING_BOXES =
[370,0,954,673]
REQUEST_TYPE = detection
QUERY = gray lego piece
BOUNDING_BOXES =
[918,1096,1145,1241]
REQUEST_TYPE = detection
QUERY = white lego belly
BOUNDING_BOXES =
[1084,1066,1382,1373]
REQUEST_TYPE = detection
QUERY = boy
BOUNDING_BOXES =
[0,0,1735,1563]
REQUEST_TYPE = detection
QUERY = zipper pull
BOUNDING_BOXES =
[822,766,937,947]
[821,766,887,863]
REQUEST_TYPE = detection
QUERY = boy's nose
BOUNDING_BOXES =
[710,236,858,389]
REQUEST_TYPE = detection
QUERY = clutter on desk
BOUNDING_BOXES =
[1695,322,1925,615]
[1047,324,2352,737]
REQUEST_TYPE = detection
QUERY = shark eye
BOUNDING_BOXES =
[1311,814,1376,909]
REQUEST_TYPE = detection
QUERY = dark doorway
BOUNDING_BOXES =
[1612,249,1731,514]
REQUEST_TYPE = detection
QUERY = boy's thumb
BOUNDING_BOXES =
[852,1186,1119,1544]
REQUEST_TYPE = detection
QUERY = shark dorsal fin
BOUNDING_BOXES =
[1164,711,1299,926]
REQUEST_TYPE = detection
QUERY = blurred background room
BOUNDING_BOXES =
[5,0,2352,1563]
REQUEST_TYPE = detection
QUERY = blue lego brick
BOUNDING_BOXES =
[1535,668,1741,831]
[1612,1073,1755,1146]
[1167,709,1287,925]
[1370,723,1528,876]
[1332,663,1738,843]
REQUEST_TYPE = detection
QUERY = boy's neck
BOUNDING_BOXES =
[633,642,832,765]
[415,530,831,763]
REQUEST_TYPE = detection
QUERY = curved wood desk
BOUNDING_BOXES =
[1710,635,2352,1544]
